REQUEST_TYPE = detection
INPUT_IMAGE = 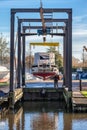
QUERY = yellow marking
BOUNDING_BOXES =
[30,42,59,46]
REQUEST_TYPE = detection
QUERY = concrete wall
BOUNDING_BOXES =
[23,88,64,101]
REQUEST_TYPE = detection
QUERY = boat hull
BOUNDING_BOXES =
[32,71,56,80]
[0,77,9,83]
[0,73,9,83]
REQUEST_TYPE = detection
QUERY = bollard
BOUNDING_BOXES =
[79,79,82,91]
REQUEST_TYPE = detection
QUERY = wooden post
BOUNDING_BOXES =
[9,92,15,109]
[80,79,82,91]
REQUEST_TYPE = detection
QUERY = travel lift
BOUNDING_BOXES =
[10,3,72,92]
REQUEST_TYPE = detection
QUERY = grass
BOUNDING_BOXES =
[81,91,87,97]
[0,82,9,86]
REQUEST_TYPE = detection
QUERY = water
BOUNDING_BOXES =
[26,82,55,88]
[0,102,87,130]
[25,80,87,91]
[0,81,87,130]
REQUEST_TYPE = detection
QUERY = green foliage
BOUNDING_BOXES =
[0,82,9,86]
[0,33,10,65]
[47,46,63,69]
[81,91,87,97]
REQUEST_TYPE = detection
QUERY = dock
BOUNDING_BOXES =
[23,87,64,101]
[0,80,87,112]
[64,87,87,112]
[72,91,87,112]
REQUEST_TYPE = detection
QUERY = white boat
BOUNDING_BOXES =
[0,66,9,82]
[31,52,59,80]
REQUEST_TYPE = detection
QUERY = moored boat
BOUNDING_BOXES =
[0,66,9,82]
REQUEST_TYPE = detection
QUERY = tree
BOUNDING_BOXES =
[47,46,63,69]
[0,33,10,65]
[72,56,80,67]
[25,55,34,69]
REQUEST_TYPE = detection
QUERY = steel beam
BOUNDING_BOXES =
[19,18,68,23]
[30,42,59,46]
[63,27,66,86]
[23,26,64,30]
[68,11,72,91]
[21,32,65,36]
[17,19,22,88]
[65,22,69,87]
[10,12,15,92]
[22,28,26,86]
[11,8,72,13]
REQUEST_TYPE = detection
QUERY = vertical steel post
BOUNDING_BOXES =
[65,22,69,87]
[10,11,15,92]
[68,10,72,91]
[63,26,66,86]
[9,10,15,109]
[17,19,21,88]
[22,27,26,86]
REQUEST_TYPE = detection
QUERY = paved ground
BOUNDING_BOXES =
[72,91,87,106]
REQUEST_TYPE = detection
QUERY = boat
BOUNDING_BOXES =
[0,66,9,83]
[31,52,59,80]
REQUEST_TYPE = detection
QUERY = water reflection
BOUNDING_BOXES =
[0,102,87,130]
[30,112,58,130]
[0,106,23,130]
[8,107,23,130]
[23,102,64,130]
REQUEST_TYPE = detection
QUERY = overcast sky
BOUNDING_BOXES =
[0,0,87,60]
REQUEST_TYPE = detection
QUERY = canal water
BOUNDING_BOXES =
[0,101,87,130]
[26,81,58,88]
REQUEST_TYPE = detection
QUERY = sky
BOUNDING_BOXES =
[0,0,87,61]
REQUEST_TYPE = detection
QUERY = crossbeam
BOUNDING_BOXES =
[21,33,65,36]
[30,42,59,46]
[19,18,68,23]
[11,8,72,13]
[23,26,64,30]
